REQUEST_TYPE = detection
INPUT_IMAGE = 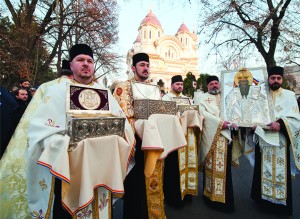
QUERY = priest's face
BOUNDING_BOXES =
[171,82,183,94]
[132,61,150,82]
[70,54,94,84]
[268,74,282,91]
[207,80,221,95]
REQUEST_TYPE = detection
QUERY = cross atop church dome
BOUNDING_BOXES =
[140,10,162,28]
[176,23,190,34]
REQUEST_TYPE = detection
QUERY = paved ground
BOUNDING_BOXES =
[113,156,300,218]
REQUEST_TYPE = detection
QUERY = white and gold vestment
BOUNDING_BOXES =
[254,88,300,205]
[198,92,240,203]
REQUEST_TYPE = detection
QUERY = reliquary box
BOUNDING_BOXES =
[177,104,199,115]
[172,97,191,105]
[131,81,177,119]
[134,99,177,119]
[172,97,199,115]
[66,83,125,150]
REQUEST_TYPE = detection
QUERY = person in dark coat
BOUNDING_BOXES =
[19,79,32,102]
[0,86,18,158]
[11,88,29,132]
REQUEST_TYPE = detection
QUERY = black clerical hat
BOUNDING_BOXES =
[268,66,284,77]
[206,75,219,85]
[69,44,93,61]
[171,75,183,84]
[132,53,149,66]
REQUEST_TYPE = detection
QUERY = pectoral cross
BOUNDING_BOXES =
[205,98,213,104]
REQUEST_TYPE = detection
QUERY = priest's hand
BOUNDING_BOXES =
[231,123,239,131]
[267,121,280,132]
[222,121,231,130]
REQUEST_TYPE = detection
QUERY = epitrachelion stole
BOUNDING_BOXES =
[172,97,200,199]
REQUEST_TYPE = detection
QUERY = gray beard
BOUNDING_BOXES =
[208,89,221,95]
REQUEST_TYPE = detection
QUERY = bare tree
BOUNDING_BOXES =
[0,0,121,87]
[194,0,300,69]
[62,0,122,79]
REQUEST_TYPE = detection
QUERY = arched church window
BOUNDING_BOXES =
[158,31,160,37]
[144,30,146,39]
[149,30,151,39]
[186,38,188,46]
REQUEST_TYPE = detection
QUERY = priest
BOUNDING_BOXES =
[196,75,240,212]
[250,66,300,216]
[162,75,188,101]
[0,55,73,219]
[113,53,165,219]
[0,44,135,219]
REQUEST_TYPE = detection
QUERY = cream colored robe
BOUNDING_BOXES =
[198,93,232,163]
[198,92,234,202]
[163,91,200,198]
[25,81,134,218]
[0,76,70,219]
[253,88,300,205]
[162,91,188,101]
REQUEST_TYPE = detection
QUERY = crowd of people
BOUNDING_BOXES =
[1,79,32,158]
[0,43,299,219]
[0,59,73,159]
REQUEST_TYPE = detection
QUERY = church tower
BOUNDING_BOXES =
[126,11,199,92]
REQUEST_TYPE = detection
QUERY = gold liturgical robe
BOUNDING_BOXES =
[114,79,186,219]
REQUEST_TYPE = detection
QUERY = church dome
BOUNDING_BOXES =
[140,10,162,28]
[176,23,190,34]
[134,34,141,43]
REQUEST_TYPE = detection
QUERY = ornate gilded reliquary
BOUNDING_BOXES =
[172,97,199,115]
[66,83,125,150]
[131,81,176,119]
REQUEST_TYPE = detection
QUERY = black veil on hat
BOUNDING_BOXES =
[171,75,183,84]
[132,53,149,66]
[61,59,72,76]
[62,60,71,70]
[69,44,93,61]
[268,66,284,77]
[206,75,219,85]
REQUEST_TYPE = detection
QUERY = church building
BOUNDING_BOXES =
[126,10,199,92]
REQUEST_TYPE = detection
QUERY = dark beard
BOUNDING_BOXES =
[269,83,281,91]
[136,72,149,81]
[239,84,250,97]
